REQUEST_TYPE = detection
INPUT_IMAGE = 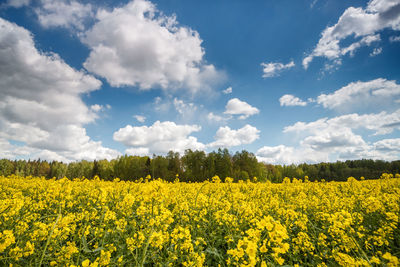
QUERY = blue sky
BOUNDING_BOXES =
[1,0,400,164]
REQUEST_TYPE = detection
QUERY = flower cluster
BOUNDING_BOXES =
[0,174,399,266]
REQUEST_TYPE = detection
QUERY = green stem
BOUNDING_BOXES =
[39,213,61,266]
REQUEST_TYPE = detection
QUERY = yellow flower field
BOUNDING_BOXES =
[0,174,399,266]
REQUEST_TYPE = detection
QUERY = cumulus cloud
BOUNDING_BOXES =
[224,98,259,119]
[374,138,400,151]
[301,127,366,151]
[113,121,205,155]
[284,109,400,136]
[0,18,120,161]
[81,0,222,92]
[316,78,400,111]
[223,87,232,94]
[293,123,368,155]
[0,138,34,159]
[35,0,94,31]
[335,137,400,162]
[256,145,328,165]
[269,108,400,164]
[279,94,307,107]
[125,147,150,157]
[303,0,400,68]
[256,140,399,164]
[208,125,260,148]
[256,145,295,164]
[5,0,94,31]
[261,61,295,78]
[257,111,400,164]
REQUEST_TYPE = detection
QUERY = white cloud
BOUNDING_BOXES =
[256,145,328,165]
[0,138,34,159]
[316,78,400,111]
[275,108,400,163]
[284,109,400,136]
[153,96,171,112]
[390,35,400,42]
[0,17,120,161]
[223,87,232,94]
[208,124,260,148]
[370,47,383,56]
[82,0,222,92]
[261,61,295,78]
[256,138,400,165]
[90,104,110,113]
[256,145,295,164]
[374,138,400,151]
[257,110,400,164]
[173,98,197,115]
[207,112,228,123]
[133,115,146,123]
[5,0,30,8]
[224,98,259,119]
[301,127,366,150]
[113,121,205,154]
[35,0,94,31]
[279,94,307,107]
[90,104,103,112]
[303,0,400,68]
[125,147,150,156]
[341,34,381,57]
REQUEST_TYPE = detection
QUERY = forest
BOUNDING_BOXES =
[1,149,399,182]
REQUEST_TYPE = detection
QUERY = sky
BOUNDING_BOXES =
[0,0,400,164]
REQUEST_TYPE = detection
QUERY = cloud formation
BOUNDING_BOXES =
[82,0,222,93]
[114,121,261,154]
[284,109,400,136]
[303,0,400,68]
[0,18,120,161]
[258,109,400,164]
[316,78,400,112]
[256,145,328,165]
[374,138,400,152]
[224,98,259,120]
[208,125,260,148]
[261,61,295,78]
[173,98,197,115]
[113,121,205,155]
[207,112,228,123]
[35,0,94,31]
[279,94,307,107]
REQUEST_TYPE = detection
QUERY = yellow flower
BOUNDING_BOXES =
[382,252,399,267]
[81,259,90,267]
[259,244,268,253]
[0,230,15,253]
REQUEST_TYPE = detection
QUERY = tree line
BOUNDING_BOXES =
[0,149,399,182]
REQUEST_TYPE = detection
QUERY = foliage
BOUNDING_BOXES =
[1,156,400,182]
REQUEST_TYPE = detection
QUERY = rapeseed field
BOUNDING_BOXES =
[0,174,399,266]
